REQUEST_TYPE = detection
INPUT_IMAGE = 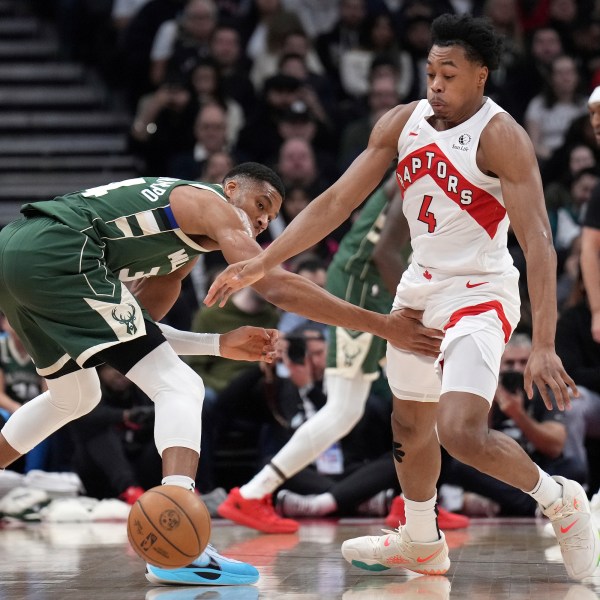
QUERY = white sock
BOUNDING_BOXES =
[240,463,285,499]
[526,466,562,509]
[162,475,195,491]
[404,494,440,543]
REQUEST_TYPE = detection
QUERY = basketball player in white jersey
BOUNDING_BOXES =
[206,14,599,581]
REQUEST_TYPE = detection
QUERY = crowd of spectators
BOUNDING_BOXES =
[3,0,600,521]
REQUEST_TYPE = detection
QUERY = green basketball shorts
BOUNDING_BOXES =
[0,217,149,376]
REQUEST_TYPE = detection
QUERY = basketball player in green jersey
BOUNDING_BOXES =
[0,162,442,586]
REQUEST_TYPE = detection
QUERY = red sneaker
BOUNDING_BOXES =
[385,495,470,530]
[118,485,145,505]
[217,487,299,534]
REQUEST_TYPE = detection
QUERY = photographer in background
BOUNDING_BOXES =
[445,334,585,516]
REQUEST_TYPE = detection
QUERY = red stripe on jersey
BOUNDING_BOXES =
[396,142,506,238]
[443,300,512,342]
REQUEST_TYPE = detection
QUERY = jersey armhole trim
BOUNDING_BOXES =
[163,205,179,229]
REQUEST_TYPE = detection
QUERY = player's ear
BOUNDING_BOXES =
[478,66,488,87]
[222,178,237,199]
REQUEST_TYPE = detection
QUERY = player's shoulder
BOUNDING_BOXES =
[370,101,422,145]
[380,101,422,129]
[481,110,530,150]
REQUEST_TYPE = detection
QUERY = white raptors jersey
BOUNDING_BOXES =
[396,98,514,276]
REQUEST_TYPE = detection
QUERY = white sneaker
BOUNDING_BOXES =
[41,498,93,522]
[341,528,450,575]
[0,469,24,498]
[89,498,130,521]
[542,476,600,580]
[24,470,84,497]
[0,486,49,521]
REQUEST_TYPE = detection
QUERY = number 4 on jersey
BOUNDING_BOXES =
[418,195,437,233]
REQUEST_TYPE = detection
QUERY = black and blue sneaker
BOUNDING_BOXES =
[145,544,259,586]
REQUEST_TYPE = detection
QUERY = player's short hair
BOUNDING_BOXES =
[223,162,285,200]
[430,13,503,71]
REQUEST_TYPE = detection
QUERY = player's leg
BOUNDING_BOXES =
[217,327,379,533]
[0,368,102,468]
[341,346,450,575]
[437,330,600,581]
[95,326,259,585]
[217,369,372,531]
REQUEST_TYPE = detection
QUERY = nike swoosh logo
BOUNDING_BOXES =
[384,537,391,547]
[408,132,418,136]
[560,520,579,534]
[416,548,443,563]
[466,281,489,288]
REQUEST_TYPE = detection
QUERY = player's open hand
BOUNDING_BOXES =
[386,308,444,357]
[204,258,266,307]
[220,327,279,362]
[524,347,579,410]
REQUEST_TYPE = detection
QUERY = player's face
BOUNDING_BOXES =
[426,45,488,124]
[589,102,600,146]
[225,179,281,237]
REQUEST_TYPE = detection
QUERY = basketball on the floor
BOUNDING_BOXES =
[127,485,211,568]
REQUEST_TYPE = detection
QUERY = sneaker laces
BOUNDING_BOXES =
[548,499,579,522]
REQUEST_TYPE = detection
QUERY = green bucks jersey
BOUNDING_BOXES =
[0,334,41,404]
[21,177,225,281]
[329,186,390,285]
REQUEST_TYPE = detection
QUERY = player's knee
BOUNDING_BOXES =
[153,364,205,415]
[437,419,486,463]
[47,370,102,420]
[390,405,432,447]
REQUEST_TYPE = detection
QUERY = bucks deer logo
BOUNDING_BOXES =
[111,303,138,335]
[342,343,362,367]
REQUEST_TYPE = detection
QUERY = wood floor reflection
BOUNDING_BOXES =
[0,517,599,599]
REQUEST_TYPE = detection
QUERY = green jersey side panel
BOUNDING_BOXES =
[329,187,390,285]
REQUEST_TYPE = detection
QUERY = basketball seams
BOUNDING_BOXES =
[127,486,211,568]
[146,488,211,544]
[134,499,198,559]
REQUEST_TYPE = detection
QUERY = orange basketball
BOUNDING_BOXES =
[127,485,211,568]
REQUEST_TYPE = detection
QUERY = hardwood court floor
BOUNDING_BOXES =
[0,517,599,599]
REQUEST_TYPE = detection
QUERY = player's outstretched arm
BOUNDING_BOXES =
[158,323,278,362]
[204,105,415,307]
[484,114,578,410]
